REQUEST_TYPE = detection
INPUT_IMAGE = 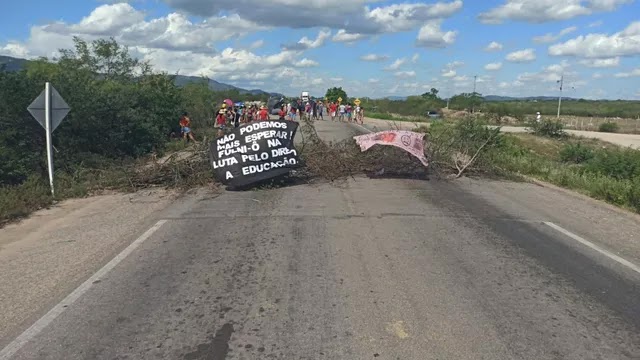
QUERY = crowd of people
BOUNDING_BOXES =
[280,99,365,124]
[175,98,367,140]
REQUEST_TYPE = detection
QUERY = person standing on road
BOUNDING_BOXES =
[358,106,365,124]
[258,105,269,121]
[339,102,346,122]
[318,101,324,120]
[278,106,286,120]
[329,102,337,121]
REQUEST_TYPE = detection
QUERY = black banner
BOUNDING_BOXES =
[209,120,300,188]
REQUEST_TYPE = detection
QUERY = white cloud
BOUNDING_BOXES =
[284,30,331,50]
[395,70,416,78]
[506,48,536,62]
[478,0,632,24]
[533,26,577,43]
[416,20,457,48]
[588,20,603,27]
[311,78,324,85]
[484,41,503,52]
[592,72,603,78]
[332,29,365,43]
[441,69,456,77]
[0,43,30,58]
[548,21,640,58]
[485,62,503,71]
[516,61,573,83]
[360,53,388,62]
[368,78,380,83]
[330,77,343,82]
[249,39,264,49]
[411,53,420,63]
[11,3,267,56]
[447,60,464,68]
[364,1,463,33]
[384,58,406,71]
[579,57,620,67]
[614,68,640,78]
[295,58,319,67]
[162,0,462,36]
[68,3,145,35]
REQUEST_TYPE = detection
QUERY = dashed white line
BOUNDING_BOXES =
[0,220,168,360]
[544,221,640,275]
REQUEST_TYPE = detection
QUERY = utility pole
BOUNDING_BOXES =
[557,74,563,119]
[472,75,477,113]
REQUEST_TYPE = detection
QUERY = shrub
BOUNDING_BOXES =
[584,148,640,180]
[559,143,595,164]
[527,119,567,138]
[598,122,619,133]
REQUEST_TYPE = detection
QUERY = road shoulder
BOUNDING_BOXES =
[0,189,178,346]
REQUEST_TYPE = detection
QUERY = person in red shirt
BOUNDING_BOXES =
[179,112,197,142]
[278,106,286,120]
[258,105,269,121]
[216,109,227,137]
[329,102,338,121]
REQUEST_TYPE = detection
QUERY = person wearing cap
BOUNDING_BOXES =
[216,108,227,137]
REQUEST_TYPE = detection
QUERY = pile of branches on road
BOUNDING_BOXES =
[129,138,216,190]
[295,118,429,182]
[295,117,504,182]
[127,117,505,191]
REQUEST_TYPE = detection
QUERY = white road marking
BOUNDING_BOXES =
[544,221,640,275]
[0,220,168,360]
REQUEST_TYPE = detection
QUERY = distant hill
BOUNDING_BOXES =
[385,96,408,101]
[483,95,579,102]
[0,55,283,97]
[0,55,28,72]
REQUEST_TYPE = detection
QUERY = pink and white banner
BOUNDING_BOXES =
[353,130,429,167]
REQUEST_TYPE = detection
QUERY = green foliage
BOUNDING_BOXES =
[584,148,640,180]
[527,119,567,138]
[449,92,484,112]
[426,118,504,175]
[364,93,640,120]
[367,112,395,120]
[559,143,595,164]
[598,122,619,133]
[0,36,265,223]
[493,135,640,213]
[325,87,348,103]
[483,102,526,122]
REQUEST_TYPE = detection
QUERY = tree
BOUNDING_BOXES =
[421,88,440,100]
[449,92,484,111]
[325,87,348,103]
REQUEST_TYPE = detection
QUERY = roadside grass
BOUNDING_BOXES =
[492,133,640,213]
[0,136,216,227]
[367,112,426,122]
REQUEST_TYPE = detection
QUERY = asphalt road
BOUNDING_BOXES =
[1,120,640,359]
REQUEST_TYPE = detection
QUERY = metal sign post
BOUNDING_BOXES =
[27,82,70,196]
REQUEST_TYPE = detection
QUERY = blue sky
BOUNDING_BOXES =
[1,0,639,99]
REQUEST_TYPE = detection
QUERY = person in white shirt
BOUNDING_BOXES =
[339,103,346,121]
[536,112,541,122]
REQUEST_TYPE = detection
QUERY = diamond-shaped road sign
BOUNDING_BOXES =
[27,85,70,132]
